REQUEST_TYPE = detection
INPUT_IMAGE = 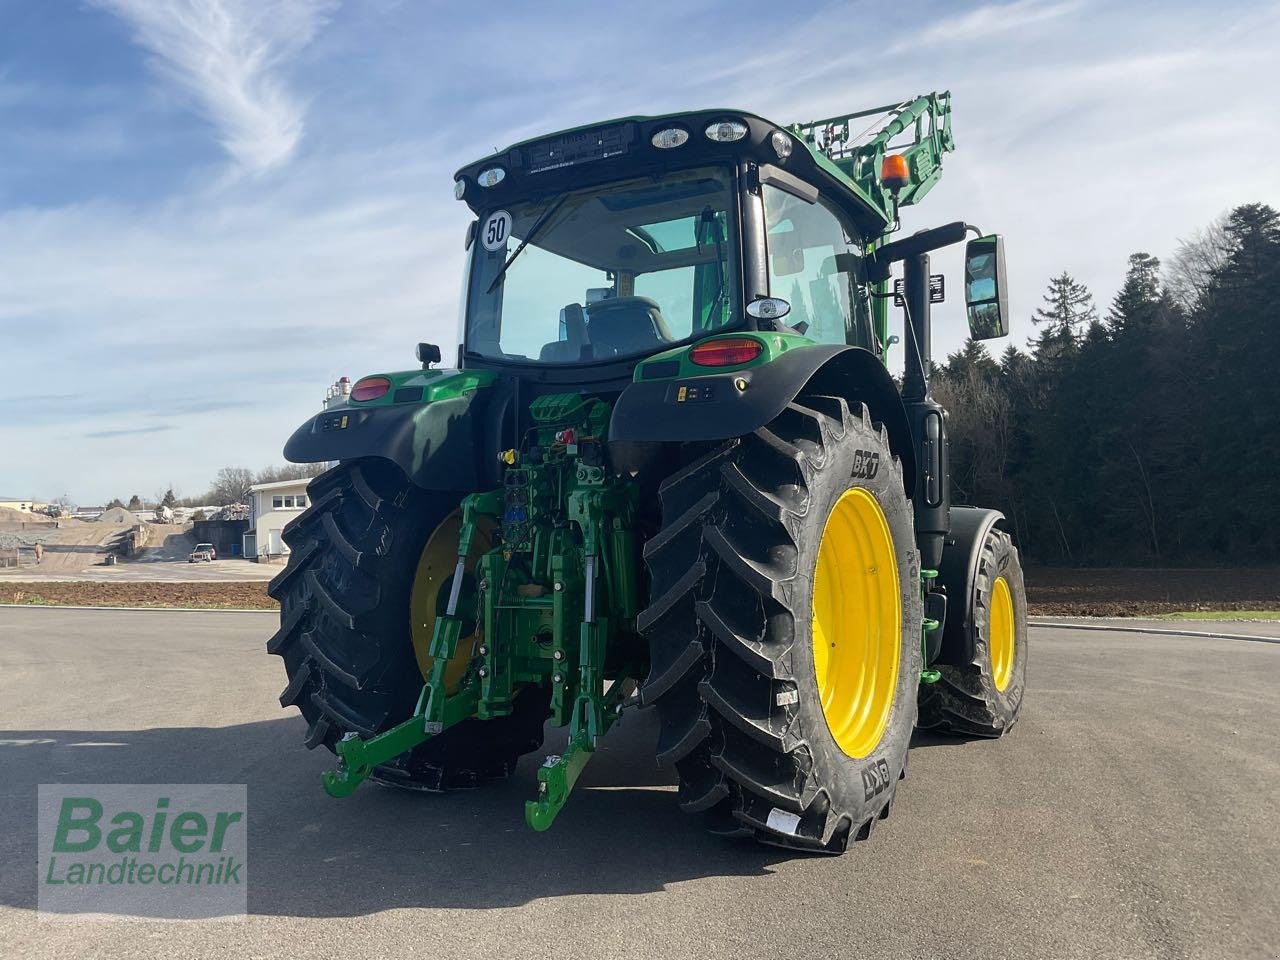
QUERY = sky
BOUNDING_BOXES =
[2,0,1278,504]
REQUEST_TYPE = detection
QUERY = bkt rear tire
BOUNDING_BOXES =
[640,398,922,852]
[266,459,549,790]
[918,526,1027,737]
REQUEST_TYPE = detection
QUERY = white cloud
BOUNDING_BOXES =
[0,140,465,502]
[888,0,1082,53]
[91,0,335,172]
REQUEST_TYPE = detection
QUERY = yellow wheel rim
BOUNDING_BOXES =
[990,575,1015,692]
[409,511,494,692]
[812,488,901,760]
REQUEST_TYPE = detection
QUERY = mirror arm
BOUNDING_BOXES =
[868,220,969,280]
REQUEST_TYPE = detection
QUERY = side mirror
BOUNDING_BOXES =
[964,234,1009,339]
[416,342,442,368]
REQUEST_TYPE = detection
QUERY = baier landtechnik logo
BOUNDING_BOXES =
[38,784,247,920]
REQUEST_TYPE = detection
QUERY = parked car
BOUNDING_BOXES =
[189,543,217,563]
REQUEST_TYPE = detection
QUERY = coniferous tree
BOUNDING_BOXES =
[1032,271,1096,361]
[917,205,1276,565]
[1194,204,1280,557]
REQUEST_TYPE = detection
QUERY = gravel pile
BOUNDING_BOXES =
[96,507,141,524]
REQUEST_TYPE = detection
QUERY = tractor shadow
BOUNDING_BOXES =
[909,729,982,749]
[0,708,797,917]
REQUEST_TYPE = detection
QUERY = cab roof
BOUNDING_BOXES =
[452,108,891,233]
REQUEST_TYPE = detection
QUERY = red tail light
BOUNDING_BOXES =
[351,376,391,401]
[689,337,763,367]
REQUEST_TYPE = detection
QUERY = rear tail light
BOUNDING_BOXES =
[350,376,391,401]
[689,337,763,367]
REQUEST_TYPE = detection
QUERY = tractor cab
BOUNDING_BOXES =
[452,101,1008,386]
[452,110,894,379]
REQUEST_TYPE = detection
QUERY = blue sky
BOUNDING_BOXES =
[2,0,1277,504]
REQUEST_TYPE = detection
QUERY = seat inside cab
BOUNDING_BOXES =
[540,297,676,361]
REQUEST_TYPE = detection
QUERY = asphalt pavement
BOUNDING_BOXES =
[0,608,1276,959]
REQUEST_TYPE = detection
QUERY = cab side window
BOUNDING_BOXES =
[763,185,872,348]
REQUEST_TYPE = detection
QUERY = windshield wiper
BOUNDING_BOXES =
[486,195,569,294]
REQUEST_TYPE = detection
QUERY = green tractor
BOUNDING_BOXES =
[267,92,1028,852]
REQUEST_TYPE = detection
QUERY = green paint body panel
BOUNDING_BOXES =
[347,368,499,407]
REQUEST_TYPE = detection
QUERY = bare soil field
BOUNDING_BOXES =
[1,581,275,609]
[1025,566,1279,616]
[1,567,1276,615]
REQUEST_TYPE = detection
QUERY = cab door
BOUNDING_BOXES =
[762,184,874,350]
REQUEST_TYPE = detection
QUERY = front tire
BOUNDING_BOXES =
[918,526,1027,736]
[266,459,549,789]
[639,398,922,852]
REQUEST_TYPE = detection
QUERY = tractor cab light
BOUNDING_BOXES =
[350,376,391,402]
[746,296,791,321]
[705,119,748,143]
[651,127,689,149]
[454,179,466,200]
[477,167,506,187]
[771,130,793,159]
[881,154,910,190]
[690,337,763,367]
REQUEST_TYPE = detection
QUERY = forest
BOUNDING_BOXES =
[934,202,1280,566]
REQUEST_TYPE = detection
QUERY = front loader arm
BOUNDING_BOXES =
[789,91,955,220]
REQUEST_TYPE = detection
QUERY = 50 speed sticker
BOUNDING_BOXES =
[481,210,512,251]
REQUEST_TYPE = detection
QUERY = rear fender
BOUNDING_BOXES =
[609,344,915,493]
[283,370,510,492]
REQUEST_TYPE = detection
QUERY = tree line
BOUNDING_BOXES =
[933,202,1280,565]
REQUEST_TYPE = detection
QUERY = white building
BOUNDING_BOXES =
[245,478,315,562]
[0,499,46,513]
